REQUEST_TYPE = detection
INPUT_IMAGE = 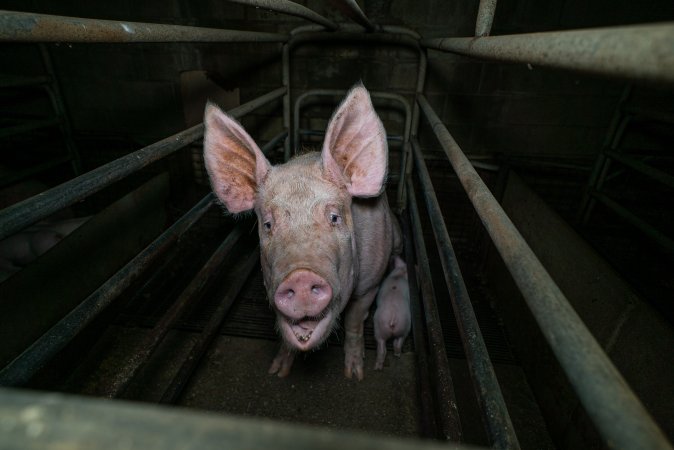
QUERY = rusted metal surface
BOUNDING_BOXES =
[0,194,214,387]
[227,0,337,30]
[0,10,288,43]
[0,86,286,241]
[411,139,520,449]
[330,0,377,32]
[0,387,486,450]
[422,23,674,84]
[417,94,673,450]
[406,181,463,441]
[159,248,260,404]
[475,0,497,36]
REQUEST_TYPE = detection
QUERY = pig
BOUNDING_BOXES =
[203,83,401,379]
[373,256,411,370]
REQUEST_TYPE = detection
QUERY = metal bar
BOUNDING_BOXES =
[0,10,288,43]
[406,180,463,441]
[0,156,71,190]
[227,0,338,30]
[283,43,292,161]
[292,89,411,158]
[0,75,50,88]
[159,248,260,404]
[411,138,520,449]
[590,190,674,252]
[399,212,440,438]
[475,0,497,37]
[330,0,377,32]
[422,23,674,84]
[0,117,61,138]
[0,86,286,241]
[0,387,483,450]
[0,194,214,387]
[417,94,673,450]
[605,151,674,189]
[107,224,247,398]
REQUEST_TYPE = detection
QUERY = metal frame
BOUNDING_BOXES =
[0,4,672,450]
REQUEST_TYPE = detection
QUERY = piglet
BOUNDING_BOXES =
[373,256,411,370]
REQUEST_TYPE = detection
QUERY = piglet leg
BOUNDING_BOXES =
[268,343,296,378]
[343,288,378,380]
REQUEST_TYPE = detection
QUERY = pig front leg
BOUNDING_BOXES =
[343,288,378,380]
[268,342,296,378]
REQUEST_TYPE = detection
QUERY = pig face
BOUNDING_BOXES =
[203,84,388,352]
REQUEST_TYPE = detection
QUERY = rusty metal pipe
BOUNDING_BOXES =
[406,180,463,441]
[0,194,215,387]
[417,94,673,450]
[411,138,520,449]
[330,0,376,32]
[226,0,338,30]
[0,86,286,241]
[0,10,287,43]
[475,0,497,37]
[422,23,674,84]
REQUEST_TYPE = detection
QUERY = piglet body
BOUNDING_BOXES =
[373,256,411,370]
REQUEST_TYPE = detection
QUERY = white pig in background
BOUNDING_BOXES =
[373,256,411,370]
[203,83,402,380]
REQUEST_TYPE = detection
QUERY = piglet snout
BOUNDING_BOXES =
[274,269,332,320]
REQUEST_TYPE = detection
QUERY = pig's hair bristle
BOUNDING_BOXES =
[295,144,315,157]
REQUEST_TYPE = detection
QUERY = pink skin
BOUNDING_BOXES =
[203,83,401,379]
[373,256,411,370]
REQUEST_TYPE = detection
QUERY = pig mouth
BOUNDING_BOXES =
[279,310,335,351]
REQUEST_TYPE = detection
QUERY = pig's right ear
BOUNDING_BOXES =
[203,102,271,213]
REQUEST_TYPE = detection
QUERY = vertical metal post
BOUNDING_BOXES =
[475,0,498,37]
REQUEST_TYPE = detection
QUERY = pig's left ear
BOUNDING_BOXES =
[321,84,388,197]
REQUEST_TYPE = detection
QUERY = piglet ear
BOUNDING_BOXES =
[203,102,271,213]
[321,84,388,197]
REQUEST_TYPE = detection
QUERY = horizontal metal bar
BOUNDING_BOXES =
[0,75,51,88]
[0,387,484,450]
[604,150,674,189]
[417,93,673,450]
[590,190,674,252]
[422,23,674,84]
[226,0,337,30]
[411,138,519,449]
[406,180,463,441]
[330,0,377,32]
[475,0,497,37]
[0,156,72,189]
[0,117,61,138]
[0,10,288,43]
[0,86,286,241]
[0,194,214,387]
[160,247,260,404]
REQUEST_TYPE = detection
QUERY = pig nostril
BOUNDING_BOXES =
[286,289,294,299]
[311,285,320,295]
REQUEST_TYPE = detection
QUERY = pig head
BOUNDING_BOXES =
[203,84,401,379]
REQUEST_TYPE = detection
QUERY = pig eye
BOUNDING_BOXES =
[329,212,342,226]
[263,220,272,232]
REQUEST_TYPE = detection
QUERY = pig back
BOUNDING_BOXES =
[351,192,401,296]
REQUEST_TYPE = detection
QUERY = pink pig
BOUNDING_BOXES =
[203,84,401,379]
[373,256,411,370]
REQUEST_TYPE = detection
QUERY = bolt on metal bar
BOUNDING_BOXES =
[0,10,288,43]
[106,224,248,398]
[0,86,286,241]
[417,93,673,450]
[406,180,463,441]
[475,0,497,37]
[590,190,674,252]
[226,0,338,30]
[330,0,377,32]
[0,194,214,387]
[160,248,260,404]
[411,138,520,449]
[422,23,674,84]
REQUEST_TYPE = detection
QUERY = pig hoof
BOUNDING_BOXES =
[374,361,384,370]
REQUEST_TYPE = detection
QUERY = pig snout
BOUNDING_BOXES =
[274,269,335,349]
[274,269,332,319]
